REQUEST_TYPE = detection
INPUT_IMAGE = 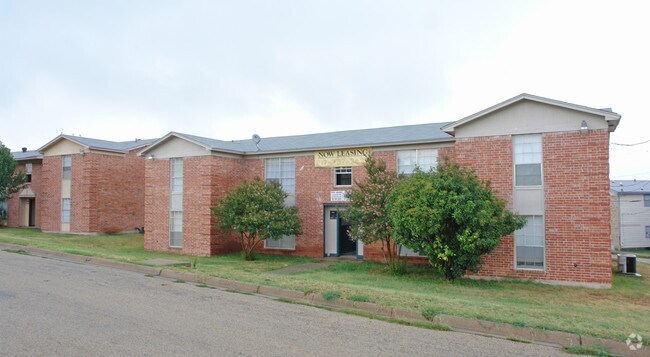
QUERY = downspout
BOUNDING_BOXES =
[618,192,623,249]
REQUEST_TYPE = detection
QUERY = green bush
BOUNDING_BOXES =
[321,291,341,301]
[388,160,525,281]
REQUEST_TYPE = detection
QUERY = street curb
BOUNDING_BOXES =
[1,242,647,357]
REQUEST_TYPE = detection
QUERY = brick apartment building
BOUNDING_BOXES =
[26,134,155,234]
[140,94,620,287]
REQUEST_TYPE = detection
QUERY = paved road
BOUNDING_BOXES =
[0,251,571,357]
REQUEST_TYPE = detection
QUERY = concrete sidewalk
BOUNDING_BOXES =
[1,242,647,357]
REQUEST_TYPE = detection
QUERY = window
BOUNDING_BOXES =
[397,149,438,175]
[0,200,7,219]
[515,215,544,269]
[265,157,295,194]
[169,211,182,247]
[264,235,295,249]
[61,198,71,224]
[62,155,71,180]
[170,158,183,193]
[645,194,650,207]
[513,135,542,186]
[25,163,32,183]
[398,245,425,257]
[335,167,352,186]
[646,226,650,239]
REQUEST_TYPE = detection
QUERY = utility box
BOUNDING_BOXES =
[617,254,640,276]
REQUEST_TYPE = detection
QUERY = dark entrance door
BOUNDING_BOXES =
[338,216,355,255]
[28,198,35,227]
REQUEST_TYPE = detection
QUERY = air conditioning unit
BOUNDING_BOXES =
[617,254,641,276]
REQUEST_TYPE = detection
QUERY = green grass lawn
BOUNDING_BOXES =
[1,227,648,341]
[620,248,650,255]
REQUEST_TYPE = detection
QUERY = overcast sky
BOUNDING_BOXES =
[1,0,648,179]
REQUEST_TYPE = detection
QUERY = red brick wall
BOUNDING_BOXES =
[456,131,612,285]
[40,151,146,234]
[90,149,146,233]
[144,155,242,256]
[144,158,170,251]
[40,156,62,232]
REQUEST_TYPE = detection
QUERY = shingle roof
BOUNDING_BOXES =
[11,150,43,161]
[169,122,454,155]
[610,180,650,194]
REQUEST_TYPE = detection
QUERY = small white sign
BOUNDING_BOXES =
[330,190,350,202]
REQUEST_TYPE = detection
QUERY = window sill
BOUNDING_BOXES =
[514,267,545,272]
[264,247,296,251]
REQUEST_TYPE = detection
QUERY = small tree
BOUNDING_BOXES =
[342,155,401,273]
[0,141,26,202]
[387,160,525,281]
[211,177,301,261]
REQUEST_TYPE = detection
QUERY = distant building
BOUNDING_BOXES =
[610,180,650,249]
[6,148,43,228]
[6,135,155,234]
[140,93,620,288]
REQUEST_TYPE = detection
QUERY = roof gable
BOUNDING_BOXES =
[442,93,621,136]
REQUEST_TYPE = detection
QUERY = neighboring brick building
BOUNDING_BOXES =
[140,94,620,287]
[37,135,155,234]
[4,149,43,228]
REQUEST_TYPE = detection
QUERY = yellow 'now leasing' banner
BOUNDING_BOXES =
[314,148,372,167]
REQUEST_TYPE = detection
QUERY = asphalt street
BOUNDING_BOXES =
[0,251,572,357]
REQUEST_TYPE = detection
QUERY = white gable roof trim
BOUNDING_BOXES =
[441,93,621,135]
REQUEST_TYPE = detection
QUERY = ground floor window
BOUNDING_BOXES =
[169,211,183,247]
[398,245,425,257]
[646,226,650,239]
[61,198,71,224]
[515,215,544,269]
[265,235,295,249]
[0,200,6,219]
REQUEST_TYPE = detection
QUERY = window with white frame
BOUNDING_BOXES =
[264,235,296,249]
[335,167,352,186]
[265,157,295,194]
[397,149,438,175]
[515,215,544,269]
[170,158,183,193]
[169,211,183,247]
[25,163,32,183]
[513,135,542,186]
[62,155,71,180]
[644,194,650,207]
[61,198,71,224]
[264,158,296,249]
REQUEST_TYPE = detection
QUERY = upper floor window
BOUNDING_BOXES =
[513,134,542,186]
[265,157,295,194]
[170,158,183,193]
[397,149,438,175]
[62,155,71,180]
[335,167,352,186]
[644,194,650,207]
[25,163,32,183]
